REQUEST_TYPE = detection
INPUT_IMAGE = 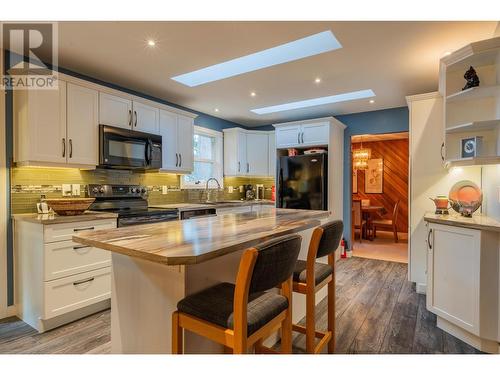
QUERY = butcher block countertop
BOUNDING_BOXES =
[12,211,118,224]
[73,208,330,265]
[424,212,500,232]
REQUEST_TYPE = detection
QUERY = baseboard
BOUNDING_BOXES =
[415,282,427,294]
[437,316,499,353]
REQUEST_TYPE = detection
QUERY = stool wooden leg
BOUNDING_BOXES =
[281,278,293,354]
[172,311,183,354]
[306,287,316,353]
[327,255,336,354]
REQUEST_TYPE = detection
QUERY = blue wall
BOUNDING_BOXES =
[336,107,409,247]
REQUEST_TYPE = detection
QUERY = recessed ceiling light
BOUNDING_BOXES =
[214,108,220,112]
[250,92,256,97]
[171,30,342,87]
[369,99,375,104]
[315,77,321,84]
[250,89,375,115]
[147,40,156,47]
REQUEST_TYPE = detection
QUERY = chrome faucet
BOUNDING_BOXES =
[205,178,221,203]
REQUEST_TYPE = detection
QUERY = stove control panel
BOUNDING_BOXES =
[87,184,148,198]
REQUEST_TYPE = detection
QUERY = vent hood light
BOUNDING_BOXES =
[171,30,342,87]
[250,89,375,115]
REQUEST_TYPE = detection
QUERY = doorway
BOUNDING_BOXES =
[350,132,409,263]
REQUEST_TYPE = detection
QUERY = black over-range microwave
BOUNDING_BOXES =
[99,125,162,170]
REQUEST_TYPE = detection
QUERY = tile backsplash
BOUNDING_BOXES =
[11,167,275,214]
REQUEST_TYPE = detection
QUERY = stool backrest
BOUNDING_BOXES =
[316,220,344,258]
[248,234,301,294]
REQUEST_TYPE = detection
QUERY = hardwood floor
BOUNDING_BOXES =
[0,257,481,354]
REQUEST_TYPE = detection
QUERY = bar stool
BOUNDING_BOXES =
[292,220,343,354]
[172,234,302,354]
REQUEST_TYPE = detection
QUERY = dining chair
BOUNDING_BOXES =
[352,200,366,243]
[372,200,401,243]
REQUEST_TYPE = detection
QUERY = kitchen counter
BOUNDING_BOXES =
[424,212,500,232]
[149,199,275,211]
[73,208,328,265]
[12,211,118,224]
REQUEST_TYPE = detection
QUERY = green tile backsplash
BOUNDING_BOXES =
[11,167,275,214]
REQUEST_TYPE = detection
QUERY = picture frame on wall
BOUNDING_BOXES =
[365,158,383,194]
[352,169,358,193]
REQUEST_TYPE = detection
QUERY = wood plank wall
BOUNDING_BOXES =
[352,138,409,233]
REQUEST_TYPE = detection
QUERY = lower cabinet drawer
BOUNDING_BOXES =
[44,219,116,243]
[44,240,111,281]
[43,267,111,319]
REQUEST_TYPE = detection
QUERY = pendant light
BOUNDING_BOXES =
[352,136,371,170]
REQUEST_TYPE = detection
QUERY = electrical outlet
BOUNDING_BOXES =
[62,184,72,197]
[228,186,234,193]
[71,184,80,197]
[239,185,244,193]
[162,186,168,195]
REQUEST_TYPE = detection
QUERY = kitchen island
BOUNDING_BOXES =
[73,208,332,353]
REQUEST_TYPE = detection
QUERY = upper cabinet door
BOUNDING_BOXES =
[176,115,194,172]
[246,133,269,176]
[268,132,276,178]
[66,83,99,166]
[133,101,159,134]
[275,125,301,148]
[237,131,248,174]
[21,82,67,164]
[159,110,179,171]
[99,93,132,129]
[301,122,329,146]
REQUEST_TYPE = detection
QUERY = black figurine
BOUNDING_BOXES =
[462,66,480,90]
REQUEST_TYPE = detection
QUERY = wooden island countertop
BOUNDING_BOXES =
[73,208,330,266]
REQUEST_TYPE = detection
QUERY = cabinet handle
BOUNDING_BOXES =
[134,111,137,127]
[128,110,132,126]
[73,245,91,250]
[175,153,179,167]
[69,139,73,158]
[301,132,304,144]
[238,161,240,172]
[62,138,66,157]
[73,226,95,232]
[73,277,94,286]
[440,142,445,162]
[247,163,249,173]
[427,228,433,250]
[179,153,182,167]
[297,132,300,144]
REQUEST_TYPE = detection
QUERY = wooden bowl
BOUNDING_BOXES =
[45,198,95,216]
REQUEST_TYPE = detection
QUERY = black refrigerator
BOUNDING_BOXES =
[277,153,328,211]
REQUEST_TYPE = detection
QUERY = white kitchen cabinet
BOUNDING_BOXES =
[247,132,268,176]
[425,221,500,352]
[99,92,132,129]
[159,110,194,173]
[14,217,116,332]
[274,120,329,149]
[223,128,273,177]
[13,81,67,165]
[66,83,99,166]
[132,101,160,134]
[268,131,276,179]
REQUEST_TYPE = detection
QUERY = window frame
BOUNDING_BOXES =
[180,126,224,189]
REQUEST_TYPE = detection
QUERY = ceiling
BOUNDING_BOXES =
[47,21,498,127]
[352,132,409,143]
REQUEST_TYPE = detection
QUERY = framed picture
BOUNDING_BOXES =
[365,158,383,194]
[352,169,358,193]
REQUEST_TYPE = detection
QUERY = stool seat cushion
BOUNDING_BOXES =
[177,282,288,335]
[293,260,332,285]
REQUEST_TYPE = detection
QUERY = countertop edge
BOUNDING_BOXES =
[13,211,118,224]
[423,213,500,233]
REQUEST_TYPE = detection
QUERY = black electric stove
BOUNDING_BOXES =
[87,184,179,227]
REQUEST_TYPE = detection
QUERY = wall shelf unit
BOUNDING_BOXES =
[440,36,500,167]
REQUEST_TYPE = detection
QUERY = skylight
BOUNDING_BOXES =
[171,30,342,87]
[250,90,376,115]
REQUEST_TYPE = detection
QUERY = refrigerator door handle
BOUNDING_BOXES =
[297,132,300,144]
[278,167,284,208]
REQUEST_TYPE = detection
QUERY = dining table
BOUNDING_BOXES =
[361,205,387,240]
